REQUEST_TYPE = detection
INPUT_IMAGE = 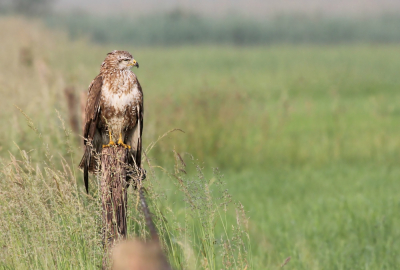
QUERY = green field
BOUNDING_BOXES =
[1,18,400,269]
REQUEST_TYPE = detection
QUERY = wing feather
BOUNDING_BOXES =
[79,75,103,193]
[127,82,144,176]
[135,82,144,168]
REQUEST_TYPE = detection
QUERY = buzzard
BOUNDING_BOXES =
[79,50,143,193]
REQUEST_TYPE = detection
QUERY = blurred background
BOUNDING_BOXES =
[1,0,400,269]
[3,0,400,45]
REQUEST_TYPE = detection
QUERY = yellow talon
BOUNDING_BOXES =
[102,141,116,148]
[102,129,116,148]
[117,133,131,149]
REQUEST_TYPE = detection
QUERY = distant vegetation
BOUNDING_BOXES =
[0,0,54,16]
[45,11,400,46]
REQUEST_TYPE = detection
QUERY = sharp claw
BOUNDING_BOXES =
[117,134,131,149]
[118,143,131,149]
[103,141,116,148]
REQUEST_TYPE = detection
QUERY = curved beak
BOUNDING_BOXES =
[130,59,139,68]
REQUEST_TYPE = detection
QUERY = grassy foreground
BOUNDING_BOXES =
[1,17,400,269]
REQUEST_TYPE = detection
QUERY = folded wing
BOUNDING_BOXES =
[127,83,144,177]
[79,75,103,193]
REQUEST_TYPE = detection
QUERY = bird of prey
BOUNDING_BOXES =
[79,50,143,193]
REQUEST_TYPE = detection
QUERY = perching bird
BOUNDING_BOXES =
[79,50,143,193]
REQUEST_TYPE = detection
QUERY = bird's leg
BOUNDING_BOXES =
[102,129,116,148]
[117,133,131,149]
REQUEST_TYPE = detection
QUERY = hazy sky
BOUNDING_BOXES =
[55,0,400,17]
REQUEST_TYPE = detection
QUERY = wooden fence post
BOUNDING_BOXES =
[101,146,128,269]
[99,146,172,270]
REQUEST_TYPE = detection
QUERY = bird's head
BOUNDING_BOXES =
[102,50,139,71]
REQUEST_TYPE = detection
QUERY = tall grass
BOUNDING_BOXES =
[138,150,252,269]
[0,116,252,269]
[0,147,102,269]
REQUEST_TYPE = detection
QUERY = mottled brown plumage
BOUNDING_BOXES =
[79,50,143,193]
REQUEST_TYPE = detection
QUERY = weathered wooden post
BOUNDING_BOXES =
[99,146,171,270]
[101,146,128,269]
